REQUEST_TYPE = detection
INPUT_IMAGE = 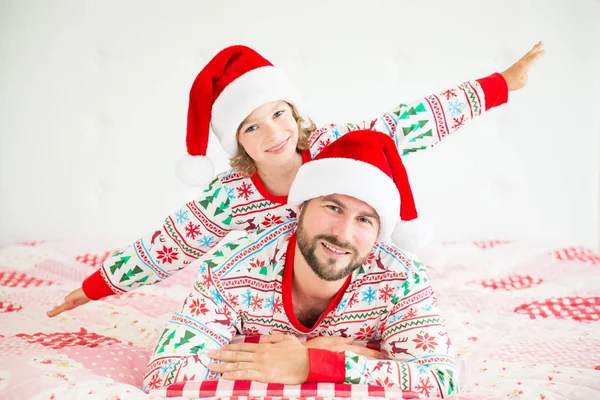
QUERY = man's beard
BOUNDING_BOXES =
[296,210,369,282]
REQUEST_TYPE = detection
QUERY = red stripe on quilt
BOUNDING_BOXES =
[265,383,285,397]
[334,382,350,397]
[368,384,386,397]
[198,379,219,398]
[300,382,319,397]
[232,380,253,394]
[165,382,184,397]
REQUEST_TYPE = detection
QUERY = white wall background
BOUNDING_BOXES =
[1,0,599,250]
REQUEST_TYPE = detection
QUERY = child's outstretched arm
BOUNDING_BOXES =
[394,41,545,156]
[46,175,234,317]
[309,42,544,157]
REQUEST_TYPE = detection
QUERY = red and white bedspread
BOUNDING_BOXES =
[0,239,598,400]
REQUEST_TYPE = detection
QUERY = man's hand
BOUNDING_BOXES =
[501,41,545,91]
[46,287,90,317]
[208,334,309,384]
[304,336,383,360]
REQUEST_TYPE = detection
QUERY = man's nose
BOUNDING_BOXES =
[331,216,353,243]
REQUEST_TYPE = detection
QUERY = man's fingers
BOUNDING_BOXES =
[308,336,354,344]
[219,343,263,353]
[261,334,292,344]
[209,349,257,362]
[221,368,263,381]
[335,336,355,343]
[304,336,355,350]
[208,360,256,373]
[208,360,266,382]
[345,345,383,359]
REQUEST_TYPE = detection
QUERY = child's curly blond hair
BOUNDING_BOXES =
[229,103,317,177]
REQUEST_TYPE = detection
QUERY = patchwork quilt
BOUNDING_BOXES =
[0,239,598,399]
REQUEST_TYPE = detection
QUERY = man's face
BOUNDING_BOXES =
[296,194,380,281]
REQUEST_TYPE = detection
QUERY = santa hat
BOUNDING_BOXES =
[287,130,432,252]
[176,45,305,187]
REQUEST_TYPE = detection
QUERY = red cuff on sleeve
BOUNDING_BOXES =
[81,269,117,300]
[305,348,346,383]
[477,72,509,110]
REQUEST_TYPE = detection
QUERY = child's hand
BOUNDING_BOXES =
[46,287,90,317]
[501,41,545,91]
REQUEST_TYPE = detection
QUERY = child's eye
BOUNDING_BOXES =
[245,125,258,133]
[274,110,285,118]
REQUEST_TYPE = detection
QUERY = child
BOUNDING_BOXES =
[46,42,545,318]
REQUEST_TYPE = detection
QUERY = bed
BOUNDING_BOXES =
[0,238,598,399]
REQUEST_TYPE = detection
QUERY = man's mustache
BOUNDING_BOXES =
[314,235,357,254]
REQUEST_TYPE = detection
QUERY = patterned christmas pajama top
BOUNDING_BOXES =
[81,73,507,310]
[143,221,458,398]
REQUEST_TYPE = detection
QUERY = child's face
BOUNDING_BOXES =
[237,101,299,169]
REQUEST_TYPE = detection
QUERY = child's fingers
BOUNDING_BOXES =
[46,302,69,318]
[520,41,544,62]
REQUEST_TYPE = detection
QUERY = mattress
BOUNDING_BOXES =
[0,239,598,399]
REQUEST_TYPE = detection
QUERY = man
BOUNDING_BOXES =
[143,130,457,398]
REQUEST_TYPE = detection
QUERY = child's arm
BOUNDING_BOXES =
[142,254,238,391]
[309,42,544,158]
[47,175,234,317]
[82,176,234,299]
[383,72,507,157]
[309,73,507,158]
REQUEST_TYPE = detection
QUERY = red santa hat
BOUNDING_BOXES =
[175,45,305,187]
[288,130,432,251]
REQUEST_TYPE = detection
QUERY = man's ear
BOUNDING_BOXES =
[297,199,310,214]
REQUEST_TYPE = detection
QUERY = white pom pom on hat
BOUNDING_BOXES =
[391,218,434,253]
[175,154,215,188]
